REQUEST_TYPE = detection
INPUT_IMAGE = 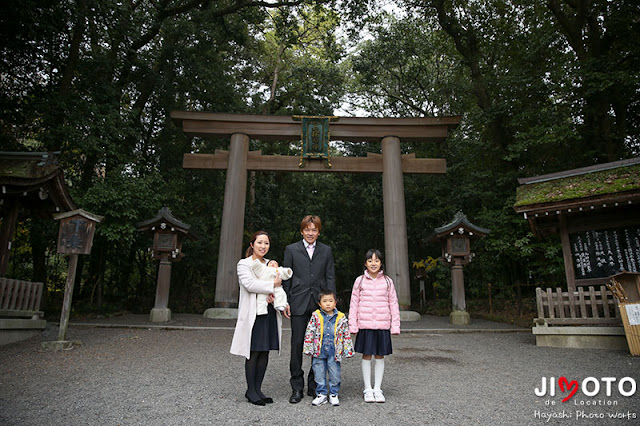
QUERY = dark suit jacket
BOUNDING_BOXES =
[282,240,336,316]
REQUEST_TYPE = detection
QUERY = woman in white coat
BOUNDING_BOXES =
[230,230,289,405]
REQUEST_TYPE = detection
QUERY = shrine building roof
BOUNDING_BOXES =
[514,157,640,237]
[514,158,640,214]
[0,151,75,216]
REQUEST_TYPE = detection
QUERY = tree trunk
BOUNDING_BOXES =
[546,0,628,162]
[59,0,87,95]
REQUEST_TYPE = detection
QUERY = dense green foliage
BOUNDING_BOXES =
[1,0,638,317]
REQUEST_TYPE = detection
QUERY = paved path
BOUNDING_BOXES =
[1,314,639,425]
[62,313,530,333]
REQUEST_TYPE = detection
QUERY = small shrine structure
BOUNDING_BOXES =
[0,152,75,275]
[514,157,640,349]
[136,207,198,322]
[0,152,76,344]
[434,211,489,325]
[514,157,640,290]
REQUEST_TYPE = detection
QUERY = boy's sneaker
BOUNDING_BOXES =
[312,394,328,406]
[373,390,385,403]
[363,390,375,403]
[329,394,340,406]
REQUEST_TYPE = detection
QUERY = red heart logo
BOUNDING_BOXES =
[558,376,579,402]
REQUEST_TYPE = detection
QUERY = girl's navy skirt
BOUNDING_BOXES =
[354,329,392,356]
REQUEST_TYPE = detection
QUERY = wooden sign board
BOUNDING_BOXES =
[56,215,97,255]
[54,209,104,255]
[570,226,640,279]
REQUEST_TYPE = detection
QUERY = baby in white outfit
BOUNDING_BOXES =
[251,259,292,315]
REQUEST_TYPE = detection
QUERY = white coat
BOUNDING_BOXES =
[230,256,283,359]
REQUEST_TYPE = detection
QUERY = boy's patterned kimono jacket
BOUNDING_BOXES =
[303,309,354,362]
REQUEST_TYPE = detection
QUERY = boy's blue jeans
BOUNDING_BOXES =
[312,346,341,396]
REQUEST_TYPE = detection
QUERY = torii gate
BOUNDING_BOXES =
[171,112,460,317]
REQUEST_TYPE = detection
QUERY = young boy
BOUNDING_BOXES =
[303,290,354,406]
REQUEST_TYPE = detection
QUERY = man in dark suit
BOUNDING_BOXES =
[283,215,336,404]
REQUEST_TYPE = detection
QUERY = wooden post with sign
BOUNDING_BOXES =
[42,209,103,350]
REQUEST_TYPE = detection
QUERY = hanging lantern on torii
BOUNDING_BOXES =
[293,115,339,168]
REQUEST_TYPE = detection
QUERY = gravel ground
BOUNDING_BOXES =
[1,314,639,425]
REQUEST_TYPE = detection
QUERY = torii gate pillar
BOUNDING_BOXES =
[382,136,411,310]
[171,112,461,319]
[215,133,249,309]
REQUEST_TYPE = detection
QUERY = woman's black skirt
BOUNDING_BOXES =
[250,304,279,352]
[354,329,393,356]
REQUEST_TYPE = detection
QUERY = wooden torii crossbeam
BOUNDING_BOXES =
[172,112,461,315]
[185,150,445,174]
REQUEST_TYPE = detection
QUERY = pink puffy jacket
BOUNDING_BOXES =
[348,270,401,335]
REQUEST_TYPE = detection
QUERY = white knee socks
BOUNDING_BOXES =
[361,359,372,391]
[374,358,385,391]
[362,358,385,391]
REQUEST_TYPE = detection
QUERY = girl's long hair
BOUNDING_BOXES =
[245,231,270,258]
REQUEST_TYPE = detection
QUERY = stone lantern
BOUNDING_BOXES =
[136,207,198,322]
[434,211,489,325]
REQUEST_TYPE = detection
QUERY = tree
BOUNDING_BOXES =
[244,4,347,115]
[349,14,472,117]
[1,0,352,313]
[346,0,640,304]
[546,0,640,161]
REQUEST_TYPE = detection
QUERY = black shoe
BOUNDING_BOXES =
[289,389,303,404]
[245,391,266,406]
[248,390,273,404]
[259,395,274,404]
[246,391,273,404]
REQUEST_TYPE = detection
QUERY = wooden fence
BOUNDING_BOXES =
[535,286,621,326]
[0,278,44,319]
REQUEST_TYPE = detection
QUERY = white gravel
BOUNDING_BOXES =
[1,315,639,425]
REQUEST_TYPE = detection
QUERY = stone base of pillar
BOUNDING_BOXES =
[41,340,82,351]
[203,307,238,319]
[450,310,470,325]
[150,307,172,323]
[399,310,421,321]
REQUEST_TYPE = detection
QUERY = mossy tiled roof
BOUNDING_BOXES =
[0,152,76,213]
[0,160,58,179]
[515,163,640,207]
[0,152,59,179]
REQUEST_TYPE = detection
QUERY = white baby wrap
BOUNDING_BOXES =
[251,259,292,315]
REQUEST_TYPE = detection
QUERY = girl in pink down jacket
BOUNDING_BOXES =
[348,249,400,404]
